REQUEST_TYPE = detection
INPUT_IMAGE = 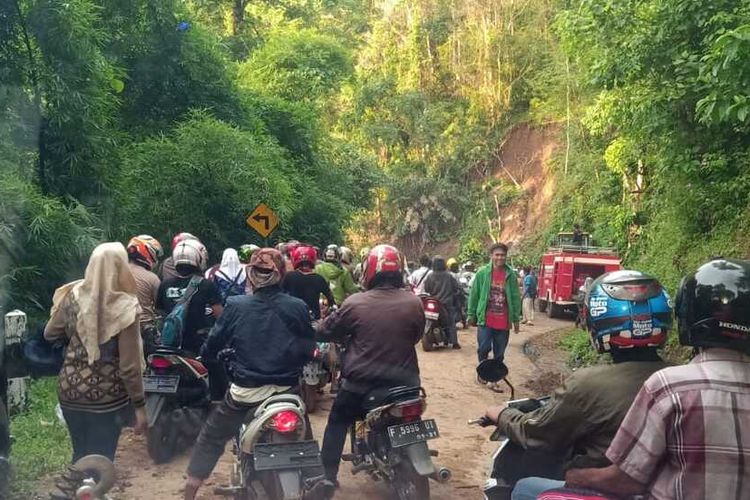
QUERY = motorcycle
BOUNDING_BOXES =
[214,349,324,500]
[418,294,450,352]
[342,385,451,500]
[470,359,561,500]
[300,341,332,414]
[144,346,211,463]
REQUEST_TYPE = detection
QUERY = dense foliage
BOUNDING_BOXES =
[3,0,750,315]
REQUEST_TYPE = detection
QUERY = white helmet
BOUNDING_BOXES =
[173,239,208,272]
[340,246,354,265]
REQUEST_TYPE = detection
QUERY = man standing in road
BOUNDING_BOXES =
[467,243,521,386]
[521,266,537,326]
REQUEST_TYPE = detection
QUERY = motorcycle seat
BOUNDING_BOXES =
[363,386,423,411]
[153,345,189,356]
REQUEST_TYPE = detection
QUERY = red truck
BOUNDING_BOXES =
[537,232,622,318]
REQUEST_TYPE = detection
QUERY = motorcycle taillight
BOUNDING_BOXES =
[150,356,172,369]
[271,410,300,434]
[425,301,438,311]
[389,399,425,422]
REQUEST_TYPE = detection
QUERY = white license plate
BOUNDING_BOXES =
[425,312,439,320]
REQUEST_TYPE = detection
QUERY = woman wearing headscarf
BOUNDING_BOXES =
[210,248,247,303]
[44,242,146,463]
[183,248,318,499]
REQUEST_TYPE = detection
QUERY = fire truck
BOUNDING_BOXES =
[537,232,622,318]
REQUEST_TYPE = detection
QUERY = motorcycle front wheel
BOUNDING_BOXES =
[393,462,430,500]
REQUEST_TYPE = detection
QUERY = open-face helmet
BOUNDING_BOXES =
[126,235,163,270]
[171,232,198,251]
[238,244,260,264]
[676,258,750,355]
[585,270,672,353]
[173,239,208,273]
[290,245,318,270]
[324,244,340,263]
[362,244,405,290]
[340,246,354,265]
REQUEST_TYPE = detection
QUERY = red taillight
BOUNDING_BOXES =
[389,400,425,422]
[425,301,437,311]
[150,356,172,369]
[271,411,300,434]
[184,357,208,376]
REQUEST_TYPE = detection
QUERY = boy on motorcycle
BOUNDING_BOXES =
[483,270,672,500]
[423,256,462,349]
[282,245,336,320]
[316,245,425,491]
[183,248,318,500]
[315,245,359,305]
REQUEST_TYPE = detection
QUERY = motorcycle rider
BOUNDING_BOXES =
[183,248,320,500]
[339,246,355,274]
[282,244,336,320]
[565,259,750,500]
[316,244,425,490]
[159,232,199,281]
[483,270,672,500]
[409,254,432,294]
[157,238,223,355]
[423,256,462,349]
[315,244,358,306]
[126,235,163,355]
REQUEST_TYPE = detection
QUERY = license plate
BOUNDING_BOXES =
[425,312,439,320]
[387,419,439,448]
[253,440,321,471]
[143,374,180,394]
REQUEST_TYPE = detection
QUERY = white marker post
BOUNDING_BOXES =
[3,311,29,413]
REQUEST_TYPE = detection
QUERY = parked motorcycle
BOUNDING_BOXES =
[418,294,450,352]
[144,346,211,463]
[342,385,450,500]
[215,349,323,500]
[300,342,332,413]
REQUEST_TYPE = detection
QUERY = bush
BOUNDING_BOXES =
[559,328,607,369]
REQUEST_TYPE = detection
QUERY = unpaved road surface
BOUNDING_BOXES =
[110,317,571,499]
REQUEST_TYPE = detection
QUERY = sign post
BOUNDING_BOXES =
[246,203,280,239]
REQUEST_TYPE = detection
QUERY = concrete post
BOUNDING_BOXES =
[3,311,29,413]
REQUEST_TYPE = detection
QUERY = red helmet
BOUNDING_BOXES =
[171,232,198,250]
[362,244,404,289]
[126,235,163,270]
[290,245,317,270]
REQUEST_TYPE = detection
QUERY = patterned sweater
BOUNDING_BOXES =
[45,294,145,413]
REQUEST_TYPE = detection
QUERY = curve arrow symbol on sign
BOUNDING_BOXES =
[253,213,271,231]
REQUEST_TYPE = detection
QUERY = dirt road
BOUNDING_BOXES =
[111,317,571,499]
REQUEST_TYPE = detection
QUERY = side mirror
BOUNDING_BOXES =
[476,359,509,383]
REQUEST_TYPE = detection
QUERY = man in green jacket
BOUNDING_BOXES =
[466,243,521,378]
[315,245,359,306]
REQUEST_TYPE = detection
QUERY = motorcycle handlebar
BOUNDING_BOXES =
[468,416,494,427]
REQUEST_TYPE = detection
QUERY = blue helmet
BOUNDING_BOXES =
[585,270,673,353]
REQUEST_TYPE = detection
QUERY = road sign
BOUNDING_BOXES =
[246,203,279,238]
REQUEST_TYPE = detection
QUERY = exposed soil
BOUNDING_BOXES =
[84,315,572,500]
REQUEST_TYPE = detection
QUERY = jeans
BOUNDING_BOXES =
[511,477,565,500]
[442,305,459,345]
[187,388,313,479]
[477,326,509,363]
[62,406,129,462]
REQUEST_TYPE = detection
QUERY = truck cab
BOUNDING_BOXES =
[537,232,622,318]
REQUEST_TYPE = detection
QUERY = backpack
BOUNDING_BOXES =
[214,270,245,304]
[160,276,203,348]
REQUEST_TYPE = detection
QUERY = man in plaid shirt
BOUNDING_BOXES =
[565,258,750,499]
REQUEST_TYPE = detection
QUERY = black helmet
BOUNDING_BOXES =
[676,258,750,355]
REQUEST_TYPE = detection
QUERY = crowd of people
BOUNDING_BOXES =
[41,232,749,500]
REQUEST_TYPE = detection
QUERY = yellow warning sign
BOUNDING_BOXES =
[246,203,279,238]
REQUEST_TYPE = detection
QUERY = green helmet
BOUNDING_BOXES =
[238,244,260,263]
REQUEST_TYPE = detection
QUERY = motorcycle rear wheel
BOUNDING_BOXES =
[393,462,430,500]
[421,324,436,352]
[147,412,177,464]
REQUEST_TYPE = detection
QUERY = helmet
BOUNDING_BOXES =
[171,232,198,250]
[462,261,475,272]
[126,235,163,270]
[324,244,340,263]
[676,258,750,355]
[290,245,318,270]
[340,246,354,265]
[173,239,208,272]
[238,244,259,264]
[586,270,672,353]
[447,257,458,271]
[362,244,405,289]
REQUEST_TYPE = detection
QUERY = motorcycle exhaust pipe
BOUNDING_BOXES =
[430,467,452,483]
